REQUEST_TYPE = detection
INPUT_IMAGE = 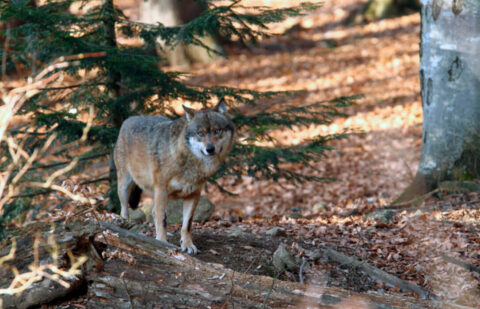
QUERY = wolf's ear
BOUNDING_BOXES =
[183,105,196,121]
[214,98,227,114]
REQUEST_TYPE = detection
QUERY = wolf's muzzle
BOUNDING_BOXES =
[206,144,215,155]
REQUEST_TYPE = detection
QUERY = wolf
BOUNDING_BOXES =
[114,99,234,254]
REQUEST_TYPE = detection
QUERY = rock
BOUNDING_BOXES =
[288,207,302,219]
[141,203,154,223]
[272,244,297,273]
[312,202,326,212]
[130,223,150,234]
[306,249,323,261]
[141,196,215,225]
[128,208,146,224]
[227,226,247,237]
[364,209,397,223]
[288,212,302,219]
[266,227,286,237]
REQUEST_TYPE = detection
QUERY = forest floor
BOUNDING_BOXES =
[3,0,480,308]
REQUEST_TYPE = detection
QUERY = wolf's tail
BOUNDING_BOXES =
[128,183,142,209]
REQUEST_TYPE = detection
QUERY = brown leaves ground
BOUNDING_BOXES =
[183,0,479,303]
[10,0,480,305]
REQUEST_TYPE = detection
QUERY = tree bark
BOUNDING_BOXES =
[360,0,420,21]
[138,0,222,66]
[396,0,480,203]
[0,221,461,308]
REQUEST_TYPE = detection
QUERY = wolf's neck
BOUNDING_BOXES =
[174,140,220,178]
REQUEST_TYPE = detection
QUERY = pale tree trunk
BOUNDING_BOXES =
[363,0,420,20]
[397,0,480,202]
[139,0,222,66]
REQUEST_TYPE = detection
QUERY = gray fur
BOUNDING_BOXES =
[114,102,234,254]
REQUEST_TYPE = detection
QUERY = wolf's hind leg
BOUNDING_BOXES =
[153,187,168,242]
[181,192,200,254]
[117,172,136,219]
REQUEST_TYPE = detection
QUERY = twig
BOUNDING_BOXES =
[80,176,110,185]
[116,266,135,309]
[8,188,52,199]
[40,82,104,91]
[299,257,306,283]
[323,248,435,299]
[384,188,440,210]
[34,52,106,82]
[1,152,109,173]
[0,233,87,295]
[117,18,162,30]
[337,208,363,217]
[209,179,239,196]
[261,273,278,309]
[440,253,480,275]
[29,182,97,205]
[2,23,10,81]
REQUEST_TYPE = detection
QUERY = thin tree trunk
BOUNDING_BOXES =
[360,0,420,21]
[102,0,123,211]
[396,0,480,203]
[139,0,222,66]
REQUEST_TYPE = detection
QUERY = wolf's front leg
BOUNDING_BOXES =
[153,187,168,242]
[181,193,200,254]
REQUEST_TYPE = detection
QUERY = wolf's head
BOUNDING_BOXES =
[183,99,235,160]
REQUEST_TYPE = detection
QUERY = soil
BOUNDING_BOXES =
[190,227,381,293]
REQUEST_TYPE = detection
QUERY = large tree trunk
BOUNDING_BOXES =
[397,0,480,202]
[139,0,222,66]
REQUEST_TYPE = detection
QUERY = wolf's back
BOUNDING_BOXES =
[114,115,176,205]
[119,115,170,140]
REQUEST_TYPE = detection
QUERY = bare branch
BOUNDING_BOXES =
[0,234,87,296]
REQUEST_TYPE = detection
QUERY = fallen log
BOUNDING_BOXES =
[0,222,94,309]
[440,253,480,275]
[1,276,85,309]
[0,221,473,308]
[321,248,434,299]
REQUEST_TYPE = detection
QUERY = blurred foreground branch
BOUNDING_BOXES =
[0,53,107,223]
[0,232,87,296]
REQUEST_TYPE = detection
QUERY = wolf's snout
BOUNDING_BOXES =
[206,144,215,155]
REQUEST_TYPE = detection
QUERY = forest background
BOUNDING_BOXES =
[0,0,479,308]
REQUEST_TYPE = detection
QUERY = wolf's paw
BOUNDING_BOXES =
[180,239,198,255]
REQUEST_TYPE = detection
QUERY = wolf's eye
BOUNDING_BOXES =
[214,129,221,135]
[197,131,204,137]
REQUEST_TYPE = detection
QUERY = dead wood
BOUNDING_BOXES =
[320,248,434,299]
[440,253,480,275]
[1,276,85,309]
[0,221,470,308]
[0,222,94,308]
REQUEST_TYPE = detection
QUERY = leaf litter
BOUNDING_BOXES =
[11,0,480,305]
